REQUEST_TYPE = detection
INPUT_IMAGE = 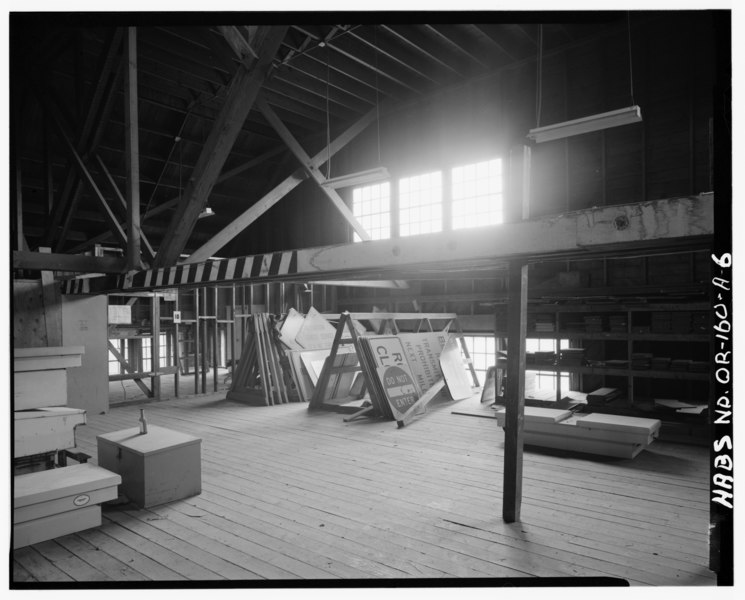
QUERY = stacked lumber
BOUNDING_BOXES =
[226,313,290,406]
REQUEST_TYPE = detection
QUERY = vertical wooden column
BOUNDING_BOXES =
[213,286,219,392]
[230,284,237,383]
[124,27,141,270]
[151,293,161,400]
[174,291,180,398]
[502,143,531,523]
[201,287,208,393]
[502,260,528,523]
[194,288,200,394]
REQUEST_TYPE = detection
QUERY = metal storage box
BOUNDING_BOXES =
[97,425,202,508]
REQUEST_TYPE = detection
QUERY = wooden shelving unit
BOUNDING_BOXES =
[495,301,712,417]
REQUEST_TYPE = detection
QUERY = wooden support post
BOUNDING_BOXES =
[38,248,63,346]
[194,288,200,394]
[174,291,180,398]
[151,293,161,400]
[213,286,219,392]
[201,287,208,394]
[15,152,27,252]
[502,260,528,523]
[124,27,141,270]
[230,284,237,381]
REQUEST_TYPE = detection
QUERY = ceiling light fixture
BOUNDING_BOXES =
[527,105,642,143]
[321,166,391,189]
[198,206,215,219]
[528,15,641,144]
[320,25,389,190]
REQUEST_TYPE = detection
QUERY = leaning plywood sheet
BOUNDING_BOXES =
[295,307,337,349]
[279,308,305,350]
[14,407,87,458]
[438,336,473,400]
[13,346,85,372]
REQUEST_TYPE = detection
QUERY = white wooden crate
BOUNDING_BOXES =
[494,407,661,459]
[13,463,121,549]
[14,407,87,458]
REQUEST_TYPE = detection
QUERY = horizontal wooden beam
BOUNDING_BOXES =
[109,366,179,382]
[65,195,714,294]
[14,250,127,274]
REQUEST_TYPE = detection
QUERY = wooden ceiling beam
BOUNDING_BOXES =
[380,24,466,78]
[292,25,421,96]
[256,95,370,241]
[141,145,288,221]
[470,24,519,63]
[78,195,713,295]
[422,24,490,71]
[96,154,156,264]
[346,26,444,87]
[183,105,377,264]
[14,249,127,274]
[124,27,142,270]
[153,26,288,268]
[42,28,123,248]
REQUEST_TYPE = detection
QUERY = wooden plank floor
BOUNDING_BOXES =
[13,392,716,585]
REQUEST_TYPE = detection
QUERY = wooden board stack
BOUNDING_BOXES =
[226,313,290,406]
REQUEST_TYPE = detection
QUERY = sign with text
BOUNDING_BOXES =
[377,364,420,421]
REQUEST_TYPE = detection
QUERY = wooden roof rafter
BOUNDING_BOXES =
[152,25,289,268]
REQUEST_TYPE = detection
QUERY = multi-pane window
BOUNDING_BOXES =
[141,334,168,372]
[108,340,127,375]
[352,182,391,242]
[452,158,503,229]
[461,334,497,385]
[526,338,570,391]
[399,171,442,236]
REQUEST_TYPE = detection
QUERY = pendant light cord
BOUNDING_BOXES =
[325,45,331,180]
[627,12,636,106]
[536,24,543,128]
[374,25,381,165]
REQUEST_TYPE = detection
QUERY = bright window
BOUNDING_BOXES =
[452,158,503,229]
[108,339,127,375]
[461,334,497,385]
[399,171,442,236]
[352,182,391,242]
[526,338,570,392]
[141,334,169,372]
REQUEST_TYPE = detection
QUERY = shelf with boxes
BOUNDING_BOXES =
[495,301,712,419]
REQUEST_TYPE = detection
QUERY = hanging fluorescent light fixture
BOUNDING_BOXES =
[527,105,642,144]
[321,166,390,189]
